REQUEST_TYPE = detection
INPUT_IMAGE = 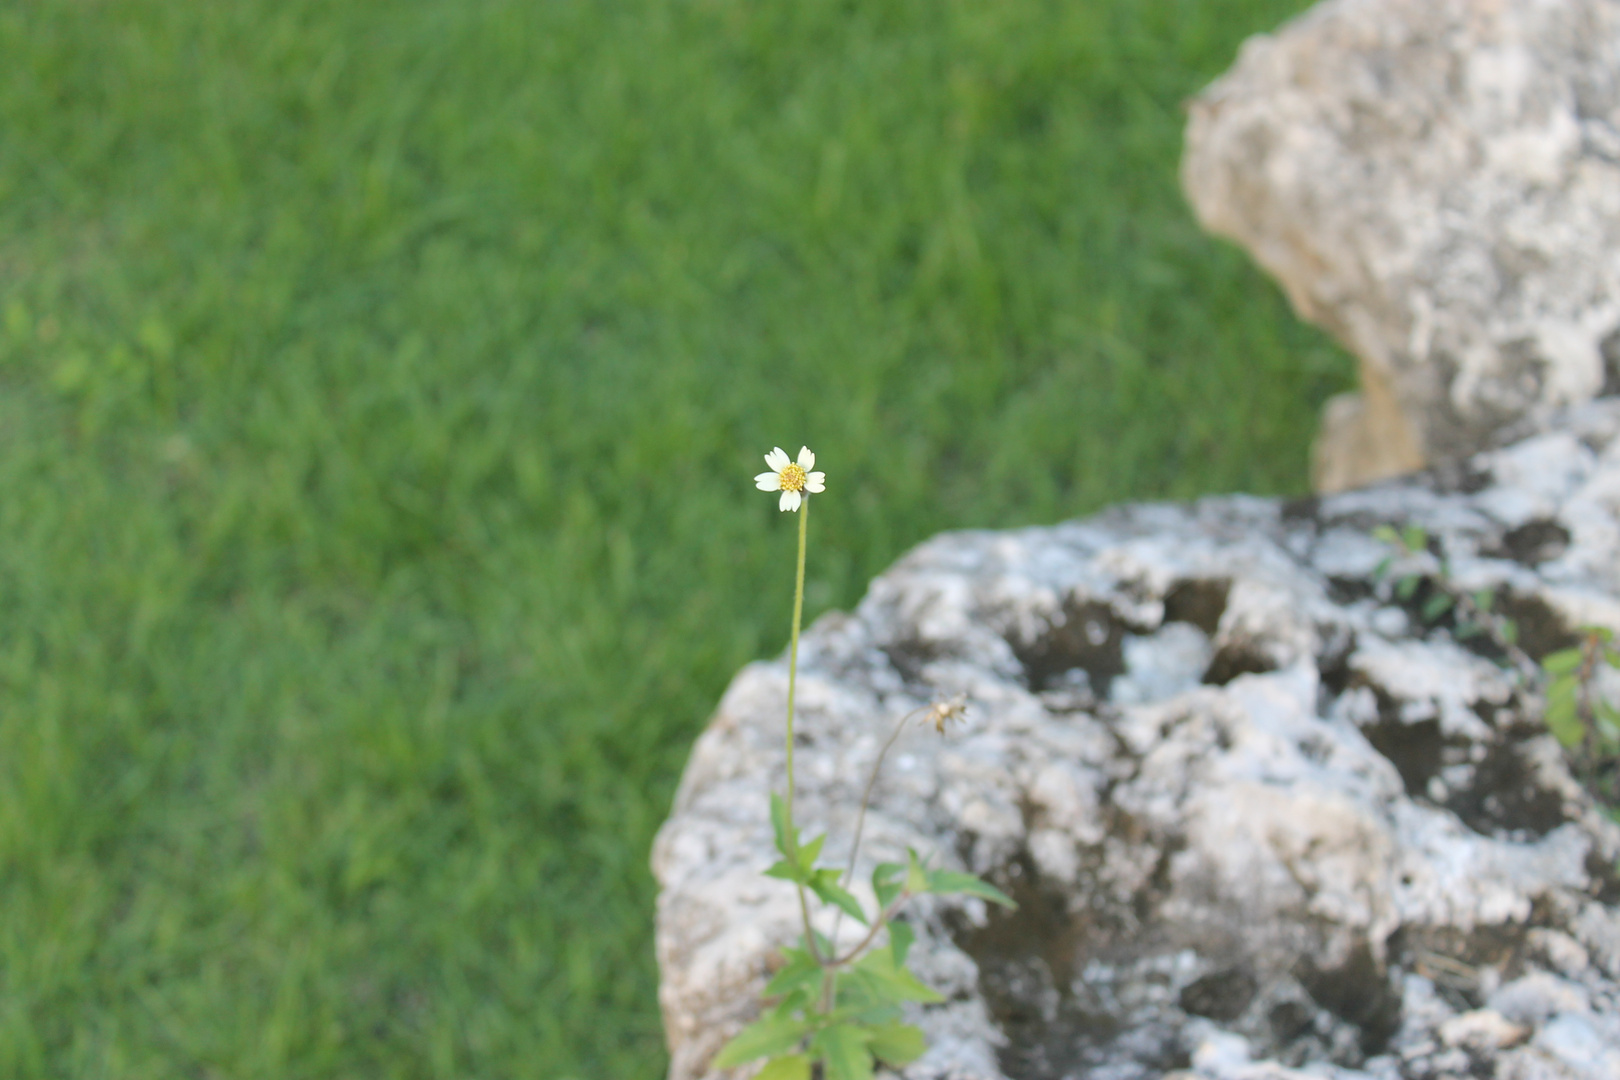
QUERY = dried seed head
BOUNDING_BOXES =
[924,695,968,735]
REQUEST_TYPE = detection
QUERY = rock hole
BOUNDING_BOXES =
[1392,924,1530,1009]
[1426,458,1494,495]
[951,852,1132,1080]
[1281,495,1321,522]
[1355,687,1572,838]
[1293,941,1402,1055]
[1179,968,1258,1021]
[1484,519,1571,566]
[1600,325,1620,396]
[1362,707,1444,799]
[1496,592,1579,660]
[1163,578,1230,636]
[1267,999,1315,1042]
[1317,628,1357,702]
[1203,643,1278,687]
[1326,575,1375,605]
[1442,738,1570,838]
[1013,599,1127,695]
[1585,849,1620,904]
[880,636,943,684]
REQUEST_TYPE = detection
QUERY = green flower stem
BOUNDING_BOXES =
[785,496,820,960]
[786,496,807,816]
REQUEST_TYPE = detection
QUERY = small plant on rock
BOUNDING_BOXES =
[1541,628,1620,808]
[1370,524,1531,679]
[1372,523,1619,815]
[721,447,1014,1080]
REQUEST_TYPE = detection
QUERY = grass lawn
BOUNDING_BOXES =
[0,0,1341,1076]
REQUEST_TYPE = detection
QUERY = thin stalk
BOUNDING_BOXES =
[830,894,911,967]
[1576,632,1603,794]
[840,706,927,890]
[785,497,819,960]
[1451,586,1538,683]
[826,705,929,949]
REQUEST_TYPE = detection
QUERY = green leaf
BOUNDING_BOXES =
[904,849,929,896]
[866,1021,927,1067]
[764,948,824,999]
[812,1024,874,1080]
[889,920,915,966]
[834,963,901,1015]
[809,872,869,926]
[1604,647,1620,669]
[1544,697,1584,750]
[1473,589,1495,613]
[771,793,795,859]
[852,948,945,1004]
[756,1054,811,1080]
[1421,593,1454,622]
[797,833,827,873]
[765,859,809,885]
[713,1013,813,1068]
[1542,648,1584,676]
[1455,621,1484,641]
[1371,555,1393,582]
[1596,707,1620,751]
[771,988,812,1020]
[926,869,1017,908]
[1500,618,1519,646]
[1371,525,1400,545]
[770,834,827,883]
[1396,575,1420,601]
[872,863,904,909]
[1402,525,1427,553]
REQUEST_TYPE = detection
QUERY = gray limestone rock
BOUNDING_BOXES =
[652,403,1620,1080]
[1180,0,1620,492]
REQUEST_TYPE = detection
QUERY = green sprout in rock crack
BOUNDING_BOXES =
[1542,628,1620,809]
[1372,524,1620,818]
[1370,524,1531,679]
[725,447,1014,1080]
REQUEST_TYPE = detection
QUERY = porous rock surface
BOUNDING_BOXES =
[652,404,1620,1080]
[1181,0,1620,493]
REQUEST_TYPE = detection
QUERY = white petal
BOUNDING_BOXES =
[804,472,825,493]
[765,447,790,471]
[780,489,801,512]
[797,446,815,470]
[756,472,783,491]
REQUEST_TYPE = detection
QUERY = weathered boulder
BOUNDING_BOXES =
[653,403,1620,1080]
[1180,0,1620,492]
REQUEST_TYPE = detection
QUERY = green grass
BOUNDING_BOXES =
[0,0,1342,1075]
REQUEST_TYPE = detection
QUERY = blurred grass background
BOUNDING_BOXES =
[0,0,1343,1076]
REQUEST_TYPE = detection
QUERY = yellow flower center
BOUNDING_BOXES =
[779,463,807,492]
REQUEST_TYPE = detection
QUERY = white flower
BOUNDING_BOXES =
[754,446,825,512]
